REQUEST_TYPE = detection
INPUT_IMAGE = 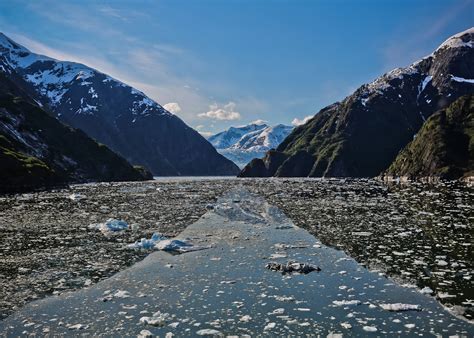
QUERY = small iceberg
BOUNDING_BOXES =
[128,233,209,254]
[68,193,86,201]
[127,233,167,249]
[89,218,129,234]
[379,303,421,312]
[265,261,321,275]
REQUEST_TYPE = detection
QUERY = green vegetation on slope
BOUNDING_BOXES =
[385,94,474,179]
[0,73,152,193]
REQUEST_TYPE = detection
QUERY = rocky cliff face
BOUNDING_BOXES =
[0,72,151,193]
[0,33,239,176]
[240,28,474,178]
[383,94,473,180]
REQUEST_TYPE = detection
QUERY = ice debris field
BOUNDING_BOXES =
[0,189,472,336]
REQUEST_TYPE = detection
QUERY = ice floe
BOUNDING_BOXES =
[127,233,210,254]
[89,218,129,234]
[379,303,421,312]
[265,261,321,275]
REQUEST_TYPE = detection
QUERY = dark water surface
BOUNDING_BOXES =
[1,189,472,336]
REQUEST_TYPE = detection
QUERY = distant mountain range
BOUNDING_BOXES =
[208,123,293,168]
[0,33,239,177]
[240,27,474,179]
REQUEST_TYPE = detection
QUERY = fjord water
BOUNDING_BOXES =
[1,189,472,336]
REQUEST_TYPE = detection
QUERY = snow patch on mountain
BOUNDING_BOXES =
[0,32,171,122]
[436,27,474,52]
[450,75,474,84]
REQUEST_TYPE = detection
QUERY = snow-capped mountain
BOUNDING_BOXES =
[208,123,293,168]
[240,27,474,177]
[0,33,239,176]
[0,70,151,193]
[208,123,268,149]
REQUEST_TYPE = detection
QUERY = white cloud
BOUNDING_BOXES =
[163,102,182,114]
[199,131,213,138]
[292,115,313,126]
[198,102,241,121]
[250,119,267,125]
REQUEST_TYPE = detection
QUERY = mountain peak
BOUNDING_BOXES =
[209,123,293,168]
[436,27,473,52]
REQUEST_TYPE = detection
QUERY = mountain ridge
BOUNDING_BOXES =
[383,94,473,180]
[208,122,292,168]
[0,33,239,176]
[0,70,152,193]
[240,27,474,178]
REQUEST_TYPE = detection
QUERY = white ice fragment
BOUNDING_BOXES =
[239,315,252,322]
[269,308,285,315]
[264,322,276,330]
[68,323,87,330]
[363,326,378,332]
[113,290,131,299]
[68,193,85,201]
[404,323,415,329]
[139,311,170,327]
[89,218,129,234]
[379,303,421,312]
[332,300,361,306]
[351,231,372,236]
[196,328,222,336]
[341,322,352,329]
[420,286,434,295]
[138,329,153,338]
[274,296,295,302]
[128,233,168,249]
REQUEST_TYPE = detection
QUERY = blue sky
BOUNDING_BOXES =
[0,0,473,135]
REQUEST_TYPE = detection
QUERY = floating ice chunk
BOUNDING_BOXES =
[379,303,421,312]
[138,329,154,338]
[90,218,129,234]
[420,287,434,295]
[437,292,456,299]
[404,323,415,329]
[156,239,196,253]
[264,322,276,330]
[68,193,85,201]
[274,295,295,302]
[105,219,129,232]
[220,280,236,284]
[269,308,285,315]
[67,323,87,330]
[341,322,352,329]
[351,231,372,236]
[128,234,209,254]
[196,328,222,336]
[239,315,252,322]
[332,300,361,306]
[128,233,168,249]
[140,311,170,327]
[266,261,320,275]
[113,290,131,299]
[363,326,377,332]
